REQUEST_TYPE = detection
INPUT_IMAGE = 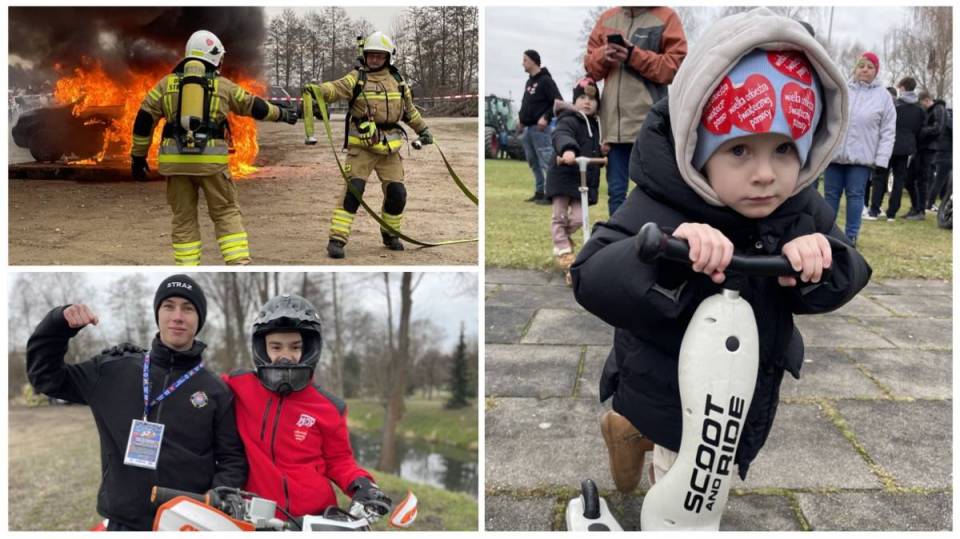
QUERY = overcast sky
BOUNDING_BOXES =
[8,271,478,351]
[486,6,919,104]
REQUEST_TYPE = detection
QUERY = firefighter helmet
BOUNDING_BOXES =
[184,30,225,68]
[363,31,396,66]
[251,294,323,395]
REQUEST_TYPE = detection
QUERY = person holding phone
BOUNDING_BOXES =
[584,7,688,215]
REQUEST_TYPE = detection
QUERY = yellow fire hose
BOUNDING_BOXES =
[303,88,477,247]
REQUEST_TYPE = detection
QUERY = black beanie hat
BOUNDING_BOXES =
[524,49,541,66]
[572,76,600,103]
[154,274,207,332]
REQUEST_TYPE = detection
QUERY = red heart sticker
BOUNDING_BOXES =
[206,38,214,46]
[701,77,734,135]
[781,82,816,139]
[767,51,813,85]
[729,74,775,133]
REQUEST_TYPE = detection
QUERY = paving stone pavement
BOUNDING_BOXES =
[484,268,952,531]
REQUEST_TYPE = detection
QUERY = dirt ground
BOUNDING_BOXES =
[8,116,478,265]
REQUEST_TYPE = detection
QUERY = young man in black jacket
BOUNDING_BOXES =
[915,91,952,215]
[518,49,563,204]
[27,274,247,530]
[867,77,925,220]
[573,11,871,494]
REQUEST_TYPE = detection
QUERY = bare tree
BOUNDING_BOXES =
[107,274,153,346]
[377,272,421,472]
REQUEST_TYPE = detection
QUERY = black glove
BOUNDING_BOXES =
[349,477,391,517]
[131,155,149,181]
[278,107,298,125]
[416,128,434,146]
[208,489,245,519]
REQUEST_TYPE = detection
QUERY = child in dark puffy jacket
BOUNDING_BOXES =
[572,8,872,493]
[545,77,603,286]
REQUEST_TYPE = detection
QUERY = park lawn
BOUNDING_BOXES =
[345,396,479,451]
[8,403,477,531]
[485,158,951,279]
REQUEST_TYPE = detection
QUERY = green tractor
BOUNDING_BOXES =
[485,94,525,160]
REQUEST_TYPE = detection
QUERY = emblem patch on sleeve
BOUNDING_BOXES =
[190,391,209,408]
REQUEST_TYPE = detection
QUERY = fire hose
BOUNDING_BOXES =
[303,89,477,248]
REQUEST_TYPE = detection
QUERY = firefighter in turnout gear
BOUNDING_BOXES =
[131,29,297,266]
[302,31,433,259]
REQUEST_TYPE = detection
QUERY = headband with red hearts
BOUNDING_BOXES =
[693,49,822,170]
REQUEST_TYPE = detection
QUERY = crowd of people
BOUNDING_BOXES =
[514,7,951,265]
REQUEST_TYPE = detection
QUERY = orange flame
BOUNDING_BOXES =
[53,59,263,177]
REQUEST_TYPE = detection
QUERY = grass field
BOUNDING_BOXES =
[345,396,479,451]
[8,404,477,531]
[485,159,952,279]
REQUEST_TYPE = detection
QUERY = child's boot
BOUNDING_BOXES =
[555,248,576,287]
[600,410,654,493]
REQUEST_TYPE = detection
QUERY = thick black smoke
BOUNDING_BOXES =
[9,7,265,88]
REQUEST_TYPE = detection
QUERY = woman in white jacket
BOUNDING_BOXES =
[823,52,896,246]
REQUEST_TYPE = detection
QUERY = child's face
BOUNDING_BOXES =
[574,95,597,115]
[703,133,801,219]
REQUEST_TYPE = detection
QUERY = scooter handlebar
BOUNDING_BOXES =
[555,156,608,167]
[635,222,800,278]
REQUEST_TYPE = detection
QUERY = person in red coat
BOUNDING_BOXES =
[224,294,390,519]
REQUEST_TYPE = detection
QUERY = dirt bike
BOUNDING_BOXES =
[567,222,806,531]
[149,485,417,531]
[93,485,417,531]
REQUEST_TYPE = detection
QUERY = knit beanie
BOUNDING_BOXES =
[572,77,599,103]
[859,52,879,73]
[523,49,541,67]
[154,274,207,332]
[693,48,823,170]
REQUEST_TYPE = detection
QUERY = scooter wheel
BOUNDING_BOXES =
[580,479,600,519]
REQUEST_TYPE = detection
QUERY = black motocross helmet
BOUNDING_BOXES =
[252,294,323,395]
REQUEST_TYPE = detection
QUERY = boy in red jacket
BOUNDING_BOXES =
[224,294,390,519]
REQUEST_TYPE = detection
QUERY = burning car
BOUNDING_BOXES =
[11,60,264,176]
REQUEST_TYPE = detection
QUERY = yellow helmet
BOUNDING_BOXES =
[362,31,396,63]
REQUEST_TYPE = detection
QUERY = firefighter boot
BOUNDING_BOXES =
[601,410,654,494]
[327,239,346,259]
[381,231,404,251]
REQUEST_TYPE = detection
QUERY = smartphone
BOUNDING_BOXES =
[606,33,627,47]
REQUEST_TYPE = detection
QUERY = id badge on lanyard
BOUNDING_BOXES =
[124,353,201,470]
[124,419,165,469]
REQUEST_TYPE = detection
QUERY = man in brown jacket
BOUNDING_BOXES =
[584,7,687,215]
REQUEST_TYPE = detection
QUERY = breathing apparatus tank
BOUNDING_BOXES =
[179,59,208,150]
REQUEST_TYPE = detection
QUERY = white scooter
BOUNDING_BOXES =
[567,222,801,531]
[150,485,417,532]
[555,156,607,242]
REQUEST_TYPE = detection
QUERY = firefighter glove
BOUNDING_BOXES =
[348,477,392,517]
[131,155,149,181]
[357,120,378,144]
[278,107,298,125]
[416,128,434,146]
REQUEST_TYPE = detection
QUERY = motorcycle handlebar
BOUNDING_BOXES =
[151,486,208,506]
[635,222,800,278]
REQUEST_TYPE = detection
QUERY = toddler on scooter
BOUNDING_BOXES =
[572,8,872,494]
[546,77,603,286]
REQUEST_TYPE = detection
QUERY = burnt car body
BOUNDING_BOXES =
[12,104,122,162]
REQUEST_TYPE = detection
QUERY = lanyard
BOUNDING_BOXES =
[142,353,202,420]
